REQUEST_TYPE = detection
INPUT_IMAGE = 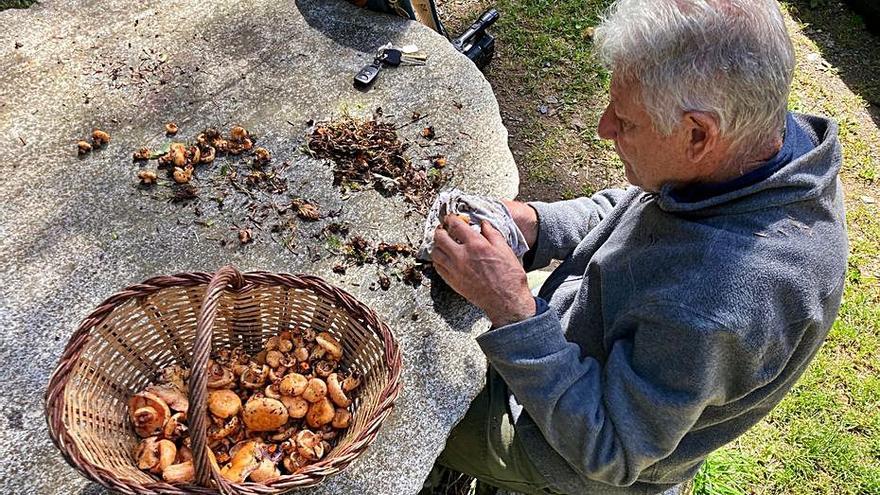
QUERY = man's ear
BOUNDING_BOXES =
[682,111,720,164]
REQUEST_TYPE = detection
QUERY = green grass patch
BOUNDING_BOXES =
[0,0,36,9]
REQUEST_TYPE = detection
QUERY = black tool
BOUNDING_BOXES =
[451,8,499,69]
[353,60,382,88]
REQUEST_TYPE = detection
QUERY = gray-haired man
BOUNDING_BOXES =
[428,0,848,494]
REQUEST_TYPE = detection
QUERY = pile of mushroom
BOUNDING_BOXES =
[129,329,360,485]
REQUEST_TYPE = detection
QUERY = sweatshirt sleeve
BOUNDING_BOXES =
[476,302,747,486]
[526,188,628,270]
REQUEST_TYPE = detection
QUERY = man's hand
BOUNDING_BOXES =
[502,200,538,248]
[432,216,536,327]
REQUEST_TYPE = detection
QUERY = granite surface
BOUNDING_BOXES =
[0,0,518,492]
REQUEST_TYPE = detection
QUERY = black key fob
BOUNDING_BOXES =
[354,62,382,88]
[378,49,402,66]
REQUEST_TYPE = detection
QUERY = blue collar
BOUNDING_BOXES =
[670,113,814,203]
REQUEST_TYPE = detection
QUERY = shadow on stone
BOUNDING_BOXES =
[295,0,406,54]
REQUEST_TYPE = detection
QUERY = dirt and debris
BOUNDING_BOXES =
[306,117,447,210]
[420,126,436,140]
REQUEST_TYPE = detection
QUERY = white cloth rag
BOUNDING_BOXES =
[418,189,529,261]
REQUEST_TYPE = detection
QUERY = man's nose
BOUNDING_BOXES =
[597,106,616,141]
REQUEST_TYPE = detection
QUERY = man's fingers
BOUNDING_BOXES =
[434,226,463,253]
[480,220,507,248]
[443,215,481,244]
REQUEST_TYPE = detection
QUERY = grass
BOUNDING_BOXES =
[0,0,35,9]
[443,0,880,493]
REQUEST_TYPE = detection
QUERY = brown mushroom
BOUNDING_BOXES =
[332,408,352,429]
[265,383,282,399]
[147,383,189,413]
[342,372,361,392]
[243,397,289,432]
[266,350,283,369]
[281,396,309,419]
[208,416,241,443]
[316,332,343,361]
[294,430,324,460]
[207,360,235,389]
[283,452,308,473]
[326,373,351,408]
[208,389,242,419]
[220,440,260,483]
[163,461,194,484]
[92,129,111,145]
[269,426,297,442]
[293,346,309,362]
[169,143,186,167]
[306,397,335,429]
[133,147,151,161]
[314,360,335,378]
[188,145,200,165]
[129,392,170,438]
[249,458,281,483]
[200,145,216,164]
[301,378,327,403]
[278,338,293,353]
[165,122,179,135]
[163,412,188,439]
[176,445,193,464]
[241,364,269,389]
[77,140,92,154]
[254,147,271,163]
[230,125,248,142]
[137,169,158,184]
[172,166,192,184]
[151,439,177,474]
[134,436,161,470]
[279,373,308,397]
[158,365,189,390]
[265,336,281,351]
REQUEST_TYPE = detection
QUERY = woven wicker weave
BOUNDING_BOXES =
[45,265,402,495]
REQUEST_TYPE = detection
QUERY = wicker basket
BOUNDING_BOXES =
[45,265,402,495]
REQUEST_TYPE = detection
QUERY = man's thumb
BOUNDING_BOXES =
[481,220,506,247]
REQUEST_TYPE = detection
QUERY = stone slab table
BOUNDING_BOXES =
[0,0,518,492]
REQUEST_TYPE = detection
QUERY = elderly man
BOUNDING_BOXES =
[428,0,849,494]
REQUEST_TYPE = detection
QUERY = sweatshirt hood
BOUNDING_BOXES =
[655,113,841,216]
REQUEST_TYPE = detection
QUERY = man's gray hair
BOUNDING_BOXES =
[595,0,795,153]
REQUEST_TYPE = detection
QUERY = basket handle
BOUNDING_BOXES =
[189,265,245,493]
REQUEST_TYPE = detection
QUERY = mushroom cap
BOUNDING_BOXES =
[147,383,189,413]
[306,397,335,429]
[279,373,308,397]
[241,364,270,389]
[220,440,260,483]
[243,397,289,432]
[332,408,352,429]
[316,332,343,361]
[281,396,309,419]
[134,437,161,470]
[129,391,171,438]
[293,346,309,362]
[301,378,327,403]
[208,389,242,419]
[342,372,362,392]
[206,360,235,389]
[266,350,283,368]
[249,459,281,483]
[152,439,178,474]
[163,461,195,484]
[327,373,352,408]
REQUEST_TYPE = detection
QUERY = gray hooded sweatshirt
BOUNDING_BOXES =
[476,113,848,494]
